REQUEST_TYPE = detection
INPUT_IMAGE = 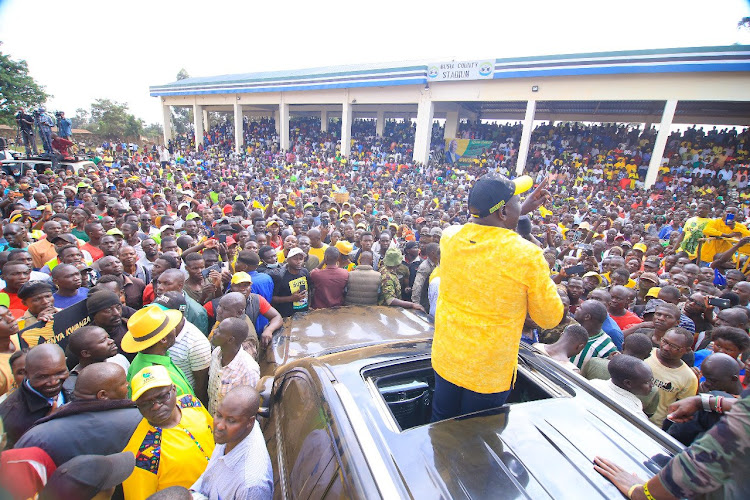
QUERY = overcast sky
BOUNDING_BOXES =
[1,0,748,125]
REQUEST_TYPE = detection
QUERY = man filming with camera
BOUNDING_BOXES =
[56,111,72,141]
[15,108,37,156]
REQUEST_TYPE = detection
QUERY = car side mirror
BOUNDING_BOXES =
[257,375,274,418]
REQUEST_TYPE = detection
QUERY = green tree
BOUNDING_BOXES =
[0,43,49,126]
[89,99,143,140]
[143,123,164,140]
[171,69,193,135]
[71,107,90,129]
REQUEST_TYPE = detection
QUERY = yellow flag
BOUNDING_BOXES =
[252,200,266,210]
[539,206,553,218]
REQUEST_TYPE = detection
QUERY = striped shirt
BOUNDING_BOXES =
[168,320,212,391]
[208,347,260,416]
[570,331,618,369]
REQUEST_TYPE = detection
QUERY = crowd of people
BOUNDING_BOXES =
[0,114,747,499]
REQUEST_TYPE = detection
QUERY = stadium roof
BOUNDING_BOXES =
[151,45,750,97]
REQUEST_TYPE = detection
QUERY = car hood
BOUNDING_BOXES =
[384,397,674,499]
[262,306,433,377]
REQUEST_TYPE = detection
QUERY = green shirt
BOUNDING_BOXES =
[71,227,90,242]
[126,352,195,398]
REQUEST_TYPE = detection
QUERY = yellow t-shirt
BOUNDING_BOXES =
[700,218,750,262]
[645,349,698,426]
[122,395,215,499]
[307,244,328,263]
[433,224,564,393]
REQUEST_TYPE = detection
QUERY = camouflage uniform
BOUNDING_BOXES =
[659,388,749,499]
[378,268,401,306]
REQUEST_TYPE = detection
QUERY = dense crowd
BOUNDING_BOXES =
[0,115,748,499]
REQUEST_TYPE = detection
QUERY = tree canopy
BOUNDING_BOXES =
[0,43,49,126]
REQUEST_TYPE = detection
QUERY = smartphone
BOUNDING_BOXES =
[564,265,586,276]
[201,264,221,279]
[218,234,227,244]
[725,213,735,224]
[708,297,731,309]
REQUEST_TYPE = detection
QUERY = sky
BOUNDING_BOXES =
[1,0,748,125]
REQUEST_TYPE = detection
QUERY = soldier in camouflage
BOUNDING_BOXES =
[594,389,750,499]
[377,248,424,312]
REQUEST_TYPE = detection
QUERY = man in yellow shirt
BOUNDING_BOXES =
[431,175,564,421]
[700,206,750,263]
[677,202,712,259]
[123,365,214,499]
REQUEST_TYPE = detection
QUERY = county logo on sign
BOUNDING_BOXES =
[427,66,439,78]
[479,62,493,77]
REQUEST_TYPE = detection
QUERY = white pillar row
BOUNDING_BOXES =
[279,99,290,151]
[376,109,385,137]
[412,92,434,165]
[162,104,172,144]
[444,109,459,139]
[193,104,204,147]
[320,110,328,132]
[233,101,243,154]
[273,110,280,134]
[202,109,209,132]
[645,99,678,189]
[341,101,352,157]
[515,100,537,176]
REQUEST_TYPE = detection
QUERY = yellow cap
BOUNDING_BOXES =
[646,287,661,299]
[130,365,172,401]
[231,272,252,285]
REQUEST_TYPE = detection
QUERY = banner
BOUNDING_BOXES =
[18,300,91,350]
[444,138,494,164]
[427,60,495,82]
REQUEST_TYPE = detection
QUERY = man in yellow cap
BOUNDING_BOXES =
[123,365,214,499]
[432,174,563,422]
[123,306,195,398]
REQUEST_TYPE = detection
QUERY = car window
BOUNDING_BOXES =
[279,374,340,499]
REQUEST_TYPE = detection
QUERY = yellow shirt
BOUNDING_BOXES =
[433,224,564,393]
[122,395,215,499]
[700,218,750,262]
[645,349,698,426]
[307,244,328,263]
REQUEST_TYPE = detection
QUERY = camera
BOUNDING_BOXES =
[55,111,63,118]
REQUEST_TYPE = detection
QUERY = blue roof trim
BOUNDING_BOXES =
[149,77,426,97]
[491,62,750,79]
[150,46,750,97]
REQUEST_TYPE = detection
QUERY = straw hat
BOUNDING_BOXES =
[121,306,182,353]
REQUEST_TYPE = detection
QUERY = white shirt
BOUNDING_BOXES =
[167,320,211,390]
[208,347,260,415]
[589,378,646,418]
[192,424,273,500]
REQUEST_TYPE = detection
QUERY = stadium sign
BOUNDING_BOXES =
[427,60,495,81]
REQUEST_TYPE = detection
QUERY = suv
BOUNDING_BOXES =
[260,306,682,499]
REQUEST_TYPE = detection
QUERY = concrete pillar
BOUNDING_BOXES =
[444,109,459,139]
[193,104,204,147]
[202,109,209,132]
[341,101,352,157]
[279,100,290,151]
[162,104,172,144]
[645,100,677,189]
[233,101,243,154]
[376,109,385,137]
[413,92,434,164]
[321,110,328,132]
[273,110,280,134]
[516,100,537,175]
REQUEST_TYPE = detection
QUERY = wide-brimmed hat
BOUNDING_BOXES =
[383,247,403,267]
[121,306,182,353]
